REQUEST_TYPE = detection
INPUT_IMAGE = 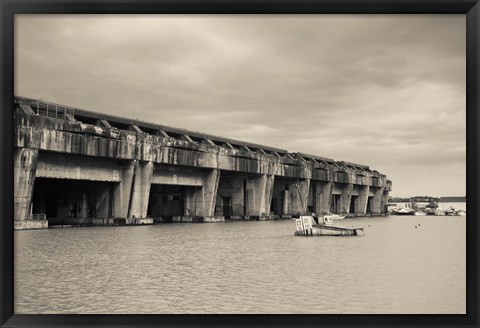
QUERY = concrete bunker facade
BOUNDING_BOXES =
[13,96,392,227]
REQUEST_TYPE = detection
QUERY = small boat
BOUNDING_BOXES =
[456,210,466,216]
[425,202,438,215]
[392,208,415,215]
[445,209,457,216]
[414,211,427,216]
[434,209,445,216]
[294,216,364,237]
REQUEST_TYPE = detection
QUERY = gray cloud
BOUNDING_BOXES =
[15,14,466,196]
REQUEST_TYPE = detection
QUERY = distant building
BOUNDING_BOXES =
[388,196,466,213]
[438,196,466,212]
[387,197,412,212]
[411,196,439,210]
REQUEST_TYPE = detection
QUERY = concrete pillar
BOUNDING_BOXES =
[340,183,353,214]
[245,174,275,217]
[320,182,332,214]
[202,169,220,217]
[245,176,260,216]
[289,179,310,215]
[140,162,154,218]
[129,161,154,218]
[357,185,370,214]
[14,148,39,221]
[265,175,274,216]
[312,182,322,214]
[381,190,389,213]
[373,187,385,213]
[113,161,136,218]
[283,189,289,215]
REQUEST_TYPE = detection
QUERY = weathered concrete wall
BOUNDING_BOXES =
[287,179,310,215]
[15,113,390,184]
[319,182,332,214]
[307,181,332,214]
[13,102,391,224]
[129,161,153,218]
[358,185,370,214]
[152,165,204,186]
[184,187,202,216]
[202,169,220,217]
[351,185,360,196]
[36,152,121,182]
[331,183,343,195]
[340,184,353,214]
[372,187,385,213]
[113,161,135,218]
[264,175,274,216]
[245,174,275,217]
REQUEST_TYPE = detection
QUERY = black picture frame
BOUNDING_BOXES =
[1,1,478,327]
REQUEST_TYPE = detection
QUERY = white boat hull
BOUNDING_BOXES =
[294,216,364,237]
[295,225,364,236]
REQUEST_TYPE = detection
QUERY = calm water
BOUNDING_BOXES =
[14,215,466,314]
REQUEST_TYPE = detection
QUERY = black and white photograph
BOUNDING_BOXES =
[12,13,467,315]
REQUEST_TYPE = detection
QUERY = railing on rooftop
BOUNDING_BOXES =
[15,96,76,121]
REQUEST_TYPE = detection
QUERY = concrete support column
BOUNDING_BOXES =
[14,148,39,221]
[373,187,385,213]
[357,185,370,214]
[264,175,274,216]
[202,169,220,217]
[381,190,389,213]
[246,174,275,217]
[340,183,353,214]
[246,175,263,216]
[320,182,332,214]
[289,179,310,215]
[140,162,154,218]
[129,161,154,218]
[312,182,322,214]
[113,161,136,218]
[283,189,289,215]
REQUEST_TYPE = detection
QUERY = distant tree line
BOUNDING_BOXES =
[388,196,440,203]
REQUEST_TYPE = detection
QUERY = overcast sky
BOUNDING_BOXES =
[14,15,466,197]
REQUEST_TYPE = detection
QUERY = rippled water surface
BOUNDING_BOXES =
[15,216,466,314]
